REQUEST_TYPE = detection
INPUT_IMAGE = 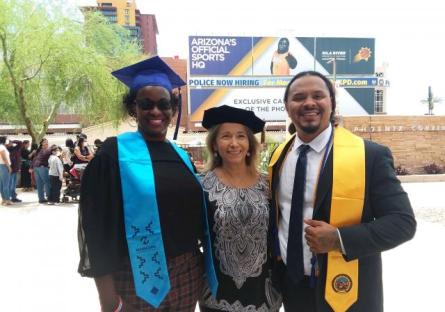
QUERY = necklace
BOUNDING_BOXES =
[214,168,259,188]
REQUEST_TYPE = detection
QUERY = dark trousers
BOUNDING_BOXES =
[20,161,31,188]
[49,175,61,203]
[275,260,316,312]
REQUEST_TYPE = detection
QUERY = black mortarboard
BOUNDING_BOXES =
[202,105,265,134]
[111,56,186,93]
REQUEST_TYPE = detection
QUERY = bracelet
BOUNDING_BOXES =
[113,296,123,312]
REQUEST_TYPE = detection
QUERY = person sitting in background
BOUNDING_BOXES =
[73,136,94,165]
[48,145,64,205]
[62,138,75,174]
[76,133,94,153]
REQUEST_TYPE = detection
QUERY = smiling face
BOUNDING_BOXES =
[214,123,250,167]
[135,86,175,141]
[285,75,333,142]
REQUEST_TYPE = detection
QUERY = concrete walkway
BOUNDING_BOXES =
[1,183,444,311]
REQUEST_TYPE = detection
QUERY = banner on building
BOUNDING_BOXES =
[188,36,377,123]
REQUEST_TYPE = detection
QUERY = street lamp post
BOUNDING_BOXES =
[327,56,339,117]
[327,56,337,87]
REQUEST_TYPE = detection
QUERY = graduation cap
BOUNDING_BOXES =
[111,56,186,140]
[111,56,186,93]
[202,105,265,134]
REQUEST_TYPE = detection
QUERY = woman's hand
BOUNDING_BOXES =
[121,300,138,312]
[100,296,138,312]
[94,274,138,312]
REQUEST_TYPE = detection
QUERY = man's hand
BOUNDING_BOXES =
[304,219,341,254]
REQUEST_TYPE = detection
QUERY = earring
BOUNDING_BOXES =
[246,152,251,157]
[129,115,138,127]
[213,151,218,157]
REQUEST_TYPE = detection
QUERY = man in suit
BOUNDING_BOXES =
[268,71,416,312]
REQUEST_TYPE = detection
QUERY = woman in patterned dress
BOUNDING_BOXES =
[199,105,282,312]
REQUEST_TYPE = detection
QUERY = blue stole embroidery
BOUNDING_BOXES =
[117,131,218,307]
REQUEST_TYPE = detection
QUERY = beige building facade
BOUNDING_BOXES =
[82,115,445,174]
[343,115,445,174]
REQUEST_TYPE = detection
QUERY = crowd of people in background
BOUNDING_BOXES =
[0,134,102,206]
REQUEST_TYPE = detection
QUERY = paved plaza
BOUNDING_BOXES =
[1,182,444,311]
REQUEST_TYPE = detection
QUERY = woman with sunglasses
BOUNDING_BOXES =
[78,56,217,312]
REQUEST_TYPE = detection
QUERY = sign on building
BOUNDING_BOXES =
[188,36,377,123]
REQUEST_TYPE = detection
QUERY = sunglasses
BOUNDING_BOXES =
[135,98,172,111]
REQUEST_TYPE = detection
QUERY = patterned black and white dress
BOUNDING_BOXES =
[199,171,282,312]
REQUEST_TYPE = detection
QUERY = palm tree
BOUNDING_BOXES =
[421,86,442,115]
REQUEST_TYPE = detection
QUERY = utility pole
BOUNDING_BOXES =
[327,56,339,116]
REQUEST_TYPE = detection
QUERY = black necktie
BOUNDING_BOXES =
[287,144,310,283]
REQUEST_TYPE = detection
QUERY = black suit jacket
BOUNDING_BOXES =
[270,136,416,312]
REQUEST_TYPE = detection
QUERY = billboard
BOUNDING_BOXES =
[188,36,377,123]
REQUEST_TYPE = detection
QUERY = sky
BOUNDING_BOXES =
[73,0,445,115]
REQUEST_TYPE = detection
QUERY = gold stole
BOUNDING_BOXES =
[268,133,295,189]
[325,127,365,312]
[268,127,365,312]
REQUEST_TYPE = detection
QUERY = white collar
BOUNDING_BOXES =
[292,123,333,154]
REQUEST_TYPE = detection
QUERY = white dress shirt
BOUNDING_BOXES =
[278,124,332,275]
[0,144,11,165]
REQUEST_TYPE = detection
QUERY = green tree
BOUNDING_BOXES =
[0,0,142,143]
[421,86,442,115]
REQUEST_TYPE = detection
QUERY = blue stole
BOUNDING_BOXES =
[117,131,218,307]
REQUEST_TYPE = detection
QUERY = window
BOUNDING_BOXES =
[105,15,117,23]
[374,89,384,113]
[124,9,129,15]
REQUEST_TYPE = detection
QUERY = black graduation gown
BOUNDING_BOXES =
[78,137,204,277]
